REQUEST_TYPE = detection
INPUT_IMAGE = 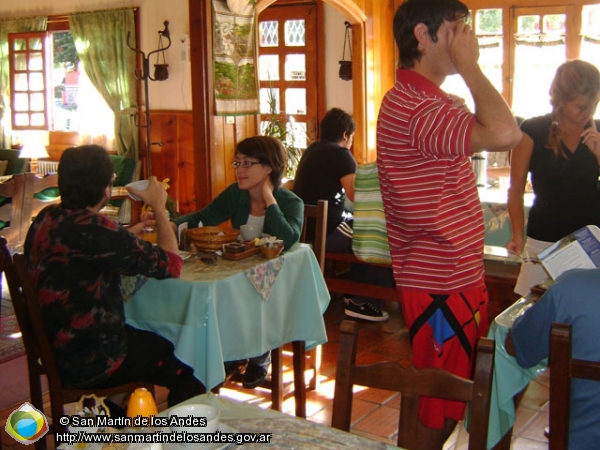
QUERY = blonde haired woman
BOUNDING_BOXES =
[508,60,600,296]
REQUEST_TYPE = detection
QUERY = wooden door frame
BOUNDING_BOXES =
[188,0,371,208]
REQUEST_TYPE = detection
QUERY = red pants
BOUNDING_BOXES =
[399,286,489,429]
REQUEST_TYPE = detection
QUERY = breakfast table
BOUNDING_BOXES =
[158,393,397,450]
[123,243,330,413]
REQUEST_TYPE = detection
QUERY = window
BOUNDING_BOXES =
[441,4,600,121]
[8,28,115,145]
[9,33,47,129]
[258,4,318,151]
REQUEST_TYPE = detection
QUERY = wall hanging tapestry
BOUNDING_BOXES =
[212,0,259,116]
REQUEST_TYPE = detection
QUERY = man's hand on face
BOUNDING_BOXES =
[447,19,480,74]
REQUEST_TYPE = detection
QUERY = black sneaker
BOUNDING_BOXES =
[345,301,389,322]
[242,364,267,389]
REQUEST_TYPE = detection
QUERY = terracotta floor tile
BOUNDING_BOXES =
[353,386,397,405]
[352,403,399,440]
[510,435,551,450]
[347,397,379,426]
[518,410,549,443]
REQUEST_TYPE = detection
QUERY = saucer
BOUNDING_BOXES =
[178,251,192,260]
[165,423,238,449]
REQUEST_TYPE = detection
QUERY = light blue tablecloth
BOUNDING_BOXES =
[479,188,533,248]
[485,295,547,449]
[124,244,330,391]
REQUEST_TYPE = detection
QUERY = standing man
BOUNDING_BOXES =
[376,1,522,448]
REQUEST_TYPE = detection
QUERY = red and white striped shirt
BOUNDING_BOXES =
[376,69,485,293]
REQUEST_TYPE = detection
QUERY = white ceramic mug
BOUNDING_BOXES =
[240,224,263,240]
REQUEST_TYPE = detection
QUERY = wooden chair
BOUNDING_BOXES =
[0,174,26,250]
[331,320,495,450]
[0,238,153,450]
[22,172,60,227]
[549,322,600,450]
[222,200,328,417]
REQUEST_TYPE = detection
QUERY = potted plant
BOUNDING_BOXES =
[261,86,303,179]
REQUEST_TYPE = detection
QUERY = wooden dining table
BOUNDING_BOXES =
[123,244,330,415]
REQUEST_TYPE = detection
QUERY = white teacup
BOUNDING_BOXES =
[168,403,220,434]
[240,224,263,241]
[125,180,150,201]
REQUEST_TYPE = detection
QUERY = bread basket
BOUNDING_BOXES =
[186,226,239,252]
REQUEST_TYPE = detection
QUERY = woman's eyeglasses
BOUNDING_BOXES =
[231,161,261,169]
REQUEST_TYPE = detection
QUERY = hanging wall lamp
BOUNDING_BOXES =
[339,21,352,81]
[153,21,171,81]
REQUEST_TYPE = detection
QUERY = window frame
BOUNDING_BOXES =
[8,31,51,131]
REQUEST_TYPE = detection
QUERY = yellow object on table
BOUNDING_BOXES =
[126,387,158,419]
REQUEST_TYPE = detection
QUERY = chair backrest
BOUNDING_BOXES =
[549,322,600,450]
[23,172,60,223]
[331,319,495,450]
[0,174,25,248]
[300,200,328,273]
[0,240,64,399]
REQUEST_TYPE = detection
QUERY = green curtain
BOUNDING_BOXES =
[69,9,138,159]
[0,16,47,149]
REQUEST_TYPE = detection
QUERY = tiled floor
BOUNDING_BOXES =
[0,295,550,449]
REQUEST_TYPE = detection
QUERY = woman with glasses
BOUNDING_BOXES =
[172,135,304,251]
[170,135,304,389]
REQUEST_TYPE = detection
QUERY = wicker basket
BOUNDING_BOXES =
[186,226,239,252]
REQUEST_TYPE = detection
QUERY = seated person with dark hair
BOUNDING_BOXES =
[172,135,304,388]
[24,145,204,409]
[505,268,600,450]
[294,107,394,322]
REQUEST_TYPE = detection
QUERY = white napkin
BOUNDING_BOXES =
[178,222,188,245]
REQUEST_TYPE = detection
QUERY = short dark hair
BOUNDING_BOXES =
[58,145,114,209]
[319,108,356,143]
[394,0,469,69]
[236,136,287,187]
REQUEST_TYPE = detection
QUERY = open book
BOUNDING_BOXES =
[538,225,600,280]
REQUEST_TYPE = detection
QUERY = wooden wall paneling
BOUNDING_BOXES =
[146,111,197,215]
[189,0,214,210]
[152,114,177,184]
[211,116,227,199]
[177,113,196,215]
[221,116,236,189]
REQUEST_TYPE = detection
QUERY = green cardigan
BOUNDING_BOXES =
[174,183,304,250]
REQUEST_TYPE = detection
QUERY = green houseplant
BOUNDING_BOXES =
[261,86,303,179]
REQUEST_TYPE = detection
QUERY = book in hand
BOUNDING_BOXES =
[538,225,600,280]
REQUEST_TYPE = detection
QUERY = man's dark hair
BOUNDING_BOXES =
[319,108,356,143]
[394,0,469,69]
[58,145,114,209]
[236,135,287,187]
